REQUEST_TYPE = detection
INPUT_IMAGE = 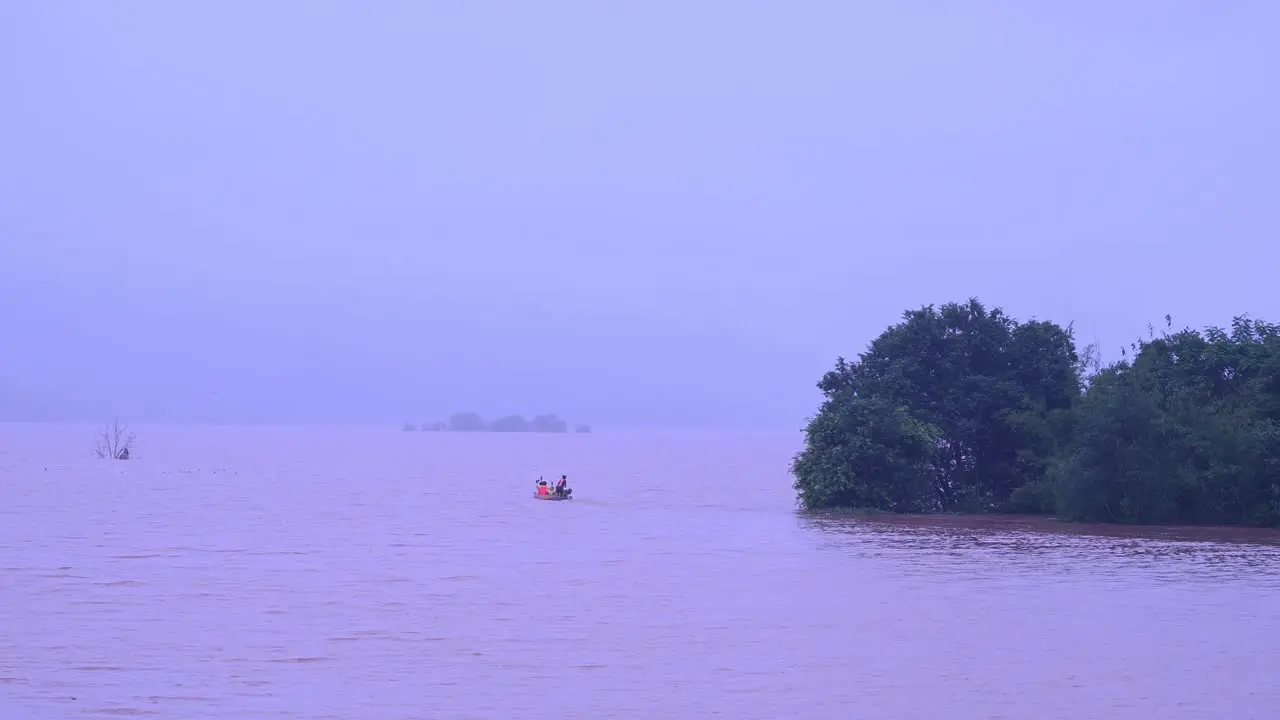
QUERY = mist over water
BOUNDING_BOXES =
[4,3,1279,431]
[5,4,1280,717]
[3,424,1277,719]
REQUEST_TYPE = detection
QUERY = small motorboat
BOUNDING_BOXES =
[533,475,572,501]
[533,491,572,501]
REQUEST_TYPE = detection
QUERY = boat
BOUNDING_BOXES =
[533,491,572,501]
[533,475,573,500]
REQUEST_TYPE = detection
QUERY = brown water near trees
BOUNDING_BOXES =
[2,424,1278,719]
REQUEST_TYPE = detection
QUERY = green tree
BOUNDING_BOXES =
[489,415,531,432]
[1055,316,1280,526]
[529,413,568,433]
[792,396,941,512]
[448,412,487,432]
[794,299,1082,513]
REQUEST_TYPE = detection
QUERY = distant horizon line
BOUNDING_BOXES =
[0,418,806,434]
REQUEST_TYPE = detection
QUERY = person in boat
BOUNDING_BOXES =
[536,477,551,496]
[554,475,570,497]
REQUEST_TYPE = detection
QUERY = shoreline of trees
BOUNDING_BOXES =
[791,299,1280,527]
[403,412,591,434]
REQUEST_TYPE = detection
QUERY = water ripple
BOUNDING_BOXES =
[1,425,1278,719]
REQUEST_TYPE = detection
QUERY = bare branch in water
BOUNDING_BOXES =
[93,417,136,460]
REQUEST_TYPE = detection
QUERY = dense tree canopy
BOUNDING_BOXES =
[428,412,573,433]
[793,299,1082,513]
[792,300,1280,526]
[1053,316,1280,526]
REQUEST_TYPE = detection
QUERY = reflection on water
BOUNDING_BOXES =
[1,424,1278,720]
[802,514,1280,584]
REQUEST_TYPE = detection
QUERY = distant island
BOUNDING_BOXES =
[402,413,590,434]
[792,298,1280,528]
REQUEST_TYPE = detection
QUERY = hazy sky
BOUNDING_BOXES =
[2,2,1277,428]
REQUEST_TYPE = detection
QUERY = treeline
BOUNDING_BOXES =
[404,412,590,434]
[792,299,1280,527]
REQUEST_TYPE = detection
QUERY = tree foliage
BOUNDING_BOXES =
[792,300,1280,526]
[794,299,1081,513]
[1053,316,1280,526]
[434,412,572,433]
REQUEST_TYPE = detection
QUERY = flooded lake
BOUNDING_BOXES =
[2,423,1278,719]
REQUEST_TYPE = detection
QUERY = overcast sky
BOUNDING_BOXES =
[2,2,1276,428]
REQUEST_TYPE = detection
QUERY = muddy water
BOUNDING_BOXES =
[2,424,1277,719]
